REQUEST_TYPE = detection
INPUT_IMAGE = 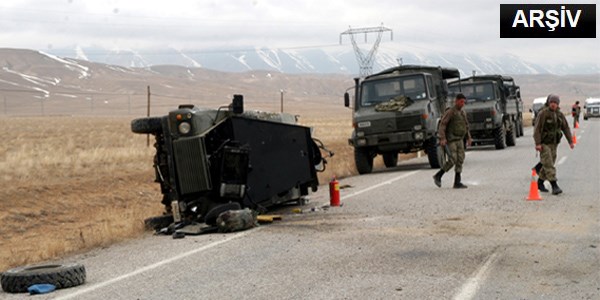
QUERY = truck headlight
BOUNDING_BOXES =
[414,132,424,140]
[178,122,191,134]
[356,138,367,146]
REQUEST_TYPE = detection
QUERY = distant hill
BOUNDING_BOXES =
[0,48,598,117]
[46,44,600,76]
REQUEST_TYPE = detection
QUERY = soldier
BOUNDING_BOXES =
[571,101,581,128]
[433,93,472,188]
[534,94,574,195]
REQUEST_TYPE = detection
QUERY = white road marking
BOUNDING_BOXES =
[55,229,259,300]
[557,156,567,165]
[57,171,421,299]
[453,252,500,300]
[341,170,420,200]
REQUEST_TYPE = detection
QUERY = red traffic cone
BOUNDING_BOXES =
[572,130,577,145]
[575,121,579,129]
[526,169,542,201]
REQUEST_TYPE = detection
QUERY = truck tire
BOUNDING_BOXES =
[354,148,373,174]
[204,202,242,226]
[426,139,443,169]
[517,119,524,137]
[131,116,163,134]
[382,152,398,168]
[144,215,174,231]
[1,263,86,293]
[506,120,516,147]
[494,125,506,149]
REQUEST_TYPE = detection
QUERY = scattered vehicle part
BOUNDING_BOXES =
[1,263,86,293]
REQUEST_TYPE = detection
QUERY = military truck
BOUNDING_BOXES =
[131,95,328,227]
[530,97,547,125]
[344,65,461,174]
[448,75,524,150]
[584,98,600,120]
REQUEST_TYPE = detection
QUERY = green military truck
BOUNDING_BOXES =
[344,65,461,174]
[448,75,524,149]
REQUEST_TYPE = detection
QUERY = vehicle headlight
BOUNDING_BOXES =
[356,138,367,146]
[178,122,191,134]
[356,131,365,137]
[413,125,422,131]
[414,132,424,140]
[485,118,492,122]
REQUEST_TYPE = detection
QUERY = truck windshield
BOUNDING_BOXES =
[360,75,427,106]
[449,82,496,101]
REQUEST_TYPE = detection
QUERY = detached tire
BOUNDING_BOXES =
[131,116,163,134]
[1,263,86,293]
[204,202,242,226]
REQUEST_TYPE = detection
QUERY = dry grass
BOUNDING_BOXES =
[0,113,373,272]
[0,117,163,272]
[1,105,491,272]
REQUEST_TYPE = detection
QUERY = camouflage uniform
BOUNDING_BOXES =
[438,106,471,173]
[433,103,472,188]
[571,103,581,128]
[533,106,573,193]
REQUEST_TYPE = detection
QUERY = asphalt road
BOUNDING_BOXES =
[3,118,599,300]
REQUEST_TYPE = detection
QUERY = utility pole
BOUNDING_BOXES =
[280,89,284,113]
[147,86,151,147]
[340,24,393,77]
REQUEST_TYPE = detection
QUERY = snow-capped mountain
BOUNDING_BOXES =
[48,44,599,76]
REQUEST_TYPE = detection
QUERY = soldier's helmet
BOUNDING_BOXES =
[546,94,560,105]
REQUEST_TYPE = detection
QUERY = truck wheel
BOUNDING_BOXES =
[506,121,516,147]
[144,215,174,231]
[131,116,163,134]
[1,263,86,293]
[382,152,398,168]
[354,148,373,174]
[518,119,524,137]
[426,139,443,169]
[204,202,241,226]
[494,125,506,149]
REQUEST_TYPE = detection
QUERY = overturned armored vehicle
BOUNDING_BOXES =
[132,95,328,227]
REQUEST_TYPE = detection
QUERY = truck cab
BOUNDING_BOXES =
[344,65,460,174]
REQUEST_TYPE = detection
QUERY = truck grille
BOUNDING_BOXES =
[366,114,422,134]
[468,111,492,123]
[173,137,212,195]
[396,114,423,131]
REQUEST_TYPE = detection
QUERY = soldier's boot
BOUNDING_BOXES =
[532,162,542,175]
[433,170,444,188]
[550,181,563,195]
[453,173,467,189]
[538,179,549,192]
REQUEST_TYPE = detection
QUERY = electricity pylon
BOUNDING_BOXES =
[340,24,393,77]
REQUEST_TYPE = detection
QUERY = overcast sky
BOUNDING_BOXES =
[0,0,598,67]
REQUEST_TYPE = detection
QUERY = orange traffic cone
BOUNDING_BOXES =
[575,121,579,129]
[526,169,542,201]
[572,130,577,145]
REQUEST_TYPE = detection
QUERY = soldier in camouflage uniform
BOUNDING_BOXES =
[533,94,574,195]
[433,94,472,188]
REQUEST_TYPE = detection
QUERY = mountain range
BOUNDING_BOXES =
[46,43,600,76]
[0,48,598,118]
